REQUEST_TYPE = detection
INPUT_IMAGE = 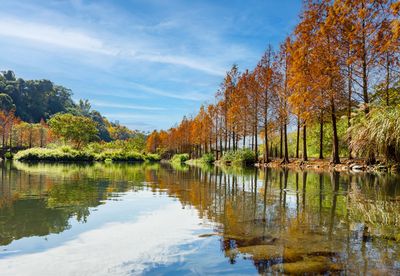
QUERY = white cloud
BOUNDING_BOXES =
[135,53,225,77]
[0,192,204,276]
[126,81,210,101]
[103,113,177,121]
[0,17,116,55]
[0,16,226,76]
[91,100,166,111]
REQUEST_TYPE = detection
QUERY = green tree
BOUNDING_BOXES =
[48,113,99,149]
[0,93,15,111]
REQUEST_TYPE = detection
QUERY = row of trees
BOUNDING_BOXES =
[147,0,400,164]
[0,109,149,151]
[0,109,52,149]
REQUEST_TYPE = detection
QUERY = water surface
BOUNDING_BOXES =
[0,161,400,275]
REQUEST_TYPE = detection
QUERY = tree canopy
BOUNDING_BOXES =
[48,113,99,149]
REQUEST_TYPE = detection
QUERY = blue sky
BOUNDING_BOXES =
[0,0,301,131]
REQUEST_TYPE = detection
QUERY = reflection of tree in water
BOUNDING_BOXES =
[46,180,104,223]
[0,161,150,246]
[2,161,400,273]
[145,165,400,274]
[0,199,71,246]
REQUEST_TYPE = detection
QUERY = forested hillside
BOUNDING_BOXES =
[0,70,74,122]
[0,70,144,146]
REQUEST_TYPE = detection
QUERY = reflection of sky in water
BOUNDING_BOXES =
[0,190,242,276]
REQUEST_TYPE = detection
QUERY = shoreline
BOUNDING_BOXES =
[256,158,400,174]
[5,152,400,175]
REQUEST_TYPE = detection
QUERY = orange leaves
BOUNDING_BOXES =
[152,0,399,158]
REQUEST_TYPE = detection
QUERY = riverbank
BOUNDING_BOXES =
[257,158,400,173]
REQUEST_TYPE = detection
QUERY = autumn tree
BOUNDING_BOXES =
[274,39,292,163]
[255,45,274,162]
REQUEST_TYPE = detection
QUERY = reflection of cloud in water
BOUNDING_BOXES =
[0,197,202,276]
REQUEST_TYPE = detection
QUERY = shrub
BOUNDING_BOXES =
[171,153,189,164]
[221,149,255,166]
[95,150,144,162]
[145,153,161,162]
[14,146,160,163]
[201,153,215,164]
[14,148,96,162]
[349,106,400,163]
[4,151,13,159]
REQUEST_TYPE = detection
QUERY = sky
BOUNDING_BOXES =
[0,0,302,131]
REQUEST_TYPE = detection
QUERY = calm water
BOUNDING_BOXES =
[0,161,400,275]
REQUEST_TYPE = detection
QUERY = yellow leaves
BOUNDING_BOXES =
[391,1,400,15]
[392,19,400,41]
[358,7,366,19]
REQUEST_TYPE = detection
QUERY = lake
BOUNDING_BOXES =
[0,161,400,275]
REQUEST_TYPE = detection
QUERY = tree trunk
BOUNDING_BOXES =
[361,15,369,114]
[232,130,235,151]
[270,142,273,159]
[264,122,269,163]
[219,131,223,158]
[319,111,324,160]
[251,131,254,151]
[347,64,353,159]
[9,124,12,148]
[282,122,289,163]
[279,124,283,159]
[331,99,340,164]
[228,129,231,151]
[303,123,308,161]
[296,117,300,159]
[2,128,5,148]
[254,124,258,161]
[385,53,390,106]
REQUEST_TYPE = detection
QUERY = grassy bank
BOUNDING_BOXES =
[13,146,161,162]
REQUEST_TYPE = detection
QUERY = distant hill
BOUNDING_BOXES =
[0,70,75,122]
[0,70,121,142]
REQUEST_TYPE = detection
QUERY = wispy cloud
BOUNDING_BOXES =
[127,81,210,101]
[91,100,165,111]
[0,17,115,55]
[103,113,178,121]
[135,54,224,76]
[0,16,225,76]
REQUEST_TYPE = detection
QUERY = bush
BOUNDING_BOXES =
[171,153,189,164]
[349,106,400,163]
[221,149,255,166]
[14,146,160,163]
[96,150,144,162]
[14,148,96,162]
[145,153,161,162]
[4,151,13,159]
[201,153,215,164]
